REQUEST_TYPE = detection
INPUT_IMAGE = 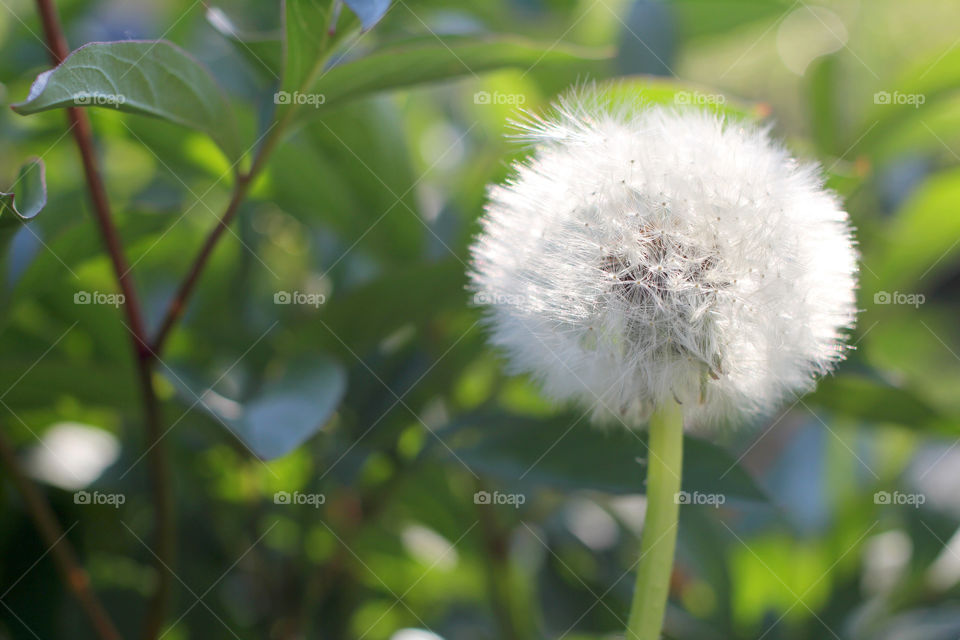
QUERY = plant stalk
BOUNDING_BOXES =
[626,400,684,640]
[0,429,123,640]
[32,1,170,637]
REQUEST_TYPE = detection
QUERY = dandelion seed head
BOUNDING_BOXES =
[469,86,859,427]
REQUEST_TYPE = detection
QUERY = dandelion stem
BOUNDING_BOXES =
[626,400,683,640]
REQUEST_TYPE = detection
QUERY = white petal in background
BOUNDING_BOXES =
[24,422,120,490]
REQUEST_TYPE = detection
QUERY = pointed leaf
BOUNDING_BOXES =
[171,358,347,460]
[0,158,46,226]
[207,7,282,80]
[1,158,47,309]
[13,41,242,162]
[299,36,612,117]
[343,0,391,30]
[282,0,358,97]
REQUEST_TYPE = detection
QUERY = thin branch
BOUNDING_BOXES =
[31,1,173,637]
[0,429,123,640]
[150,107,291,354]
[150,171,253,353]
[34,0,149,351]
[133,352,173,640]
[149,0,347,355]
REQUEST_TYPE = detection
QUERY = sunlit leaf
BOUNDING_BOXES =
[282,0,358,97]
[601,76,761,119]
[874,167,960,289]
[13,41,242,162]
[299,36,613,119]
[857,47,960,154]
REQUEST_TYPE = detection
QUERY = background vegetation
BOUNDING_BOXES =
[1,0,959,638]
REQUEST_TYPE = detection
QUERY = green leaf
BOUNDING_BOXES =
[445,412,768,502]
[170,358,347,460]
[807,374,944,431]
[12,41,242,162]
[282,0,358,97]
[1,159,47,300]
[669,0,796,40]
[301,36,613,116]
[0,158,46,227]
[856,47,960,155]
[808,54,841,157]
[0,359,138,411]
[317,260,466,354]
[206,7,282,80]
[873,167,960,290]
[601,76,761,120]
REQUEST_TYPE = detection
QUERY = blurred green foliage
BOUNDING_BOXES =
[1,0,959,639]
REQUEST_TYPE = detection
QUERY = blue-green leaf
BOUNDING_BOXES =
[343,0,391,31]
[0,158,46,226]
[171,358,347,460]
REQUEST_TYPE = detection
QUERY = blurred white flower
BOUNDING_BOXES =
[390,630,444,640]
[25,422,120,489]
[469,86,858,426]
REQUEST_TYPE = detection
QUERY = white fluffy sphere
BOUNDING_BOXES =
[469,87,858,427]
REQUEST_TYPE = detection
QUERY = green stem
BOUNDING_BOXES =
[626,400,684,640]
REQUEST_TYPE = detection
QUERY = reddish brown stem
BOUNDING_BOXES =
[134,357,173,640]
[0,429,123,640]
[150,171,253,353]
[32,1,172,638]
[35,0,149,350]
